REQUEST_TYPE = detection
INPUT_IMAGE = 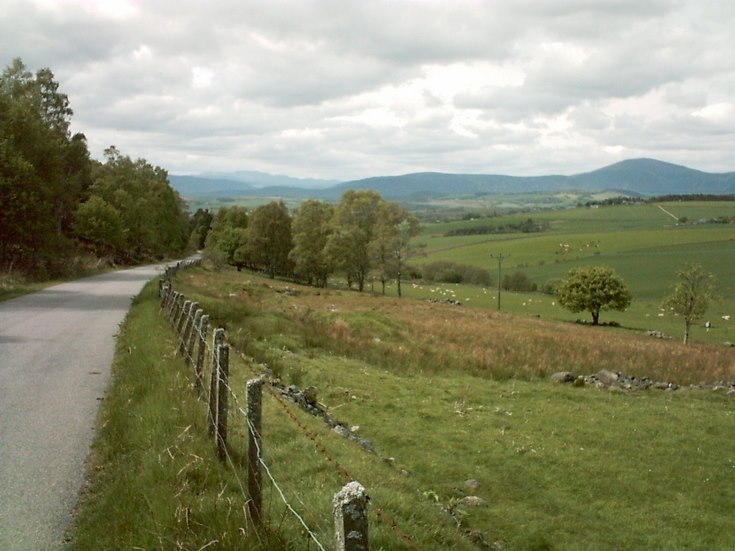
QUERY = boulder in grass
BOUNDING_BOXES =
[550,371,576,383]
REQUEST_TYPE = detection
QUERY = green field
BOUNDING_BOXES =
[70,267,735,550]
[410,202,735,343]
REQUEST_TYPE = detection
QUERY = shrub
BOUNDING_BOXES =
[502,271,537,292]
[421,261,491,286]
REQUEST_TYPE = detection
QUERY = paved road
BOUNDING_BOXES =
[0,264,167,550]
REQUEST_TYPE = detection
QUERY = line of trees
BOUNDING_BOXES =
[1,58,189,278]
[445,218,550,236]
[204,190,421,296]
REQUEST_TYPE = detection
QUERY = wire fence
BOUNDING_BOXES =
[158,266,424,551]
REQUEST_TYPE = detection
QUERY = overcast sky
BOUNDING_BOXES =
[3,0,734,181]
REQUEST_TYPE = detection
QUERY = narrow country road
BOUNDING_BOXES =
[0,264,167,551]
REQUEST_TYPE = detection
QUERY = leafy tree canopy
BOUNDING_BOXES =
[555,265,632,325]
[661,263,716,344]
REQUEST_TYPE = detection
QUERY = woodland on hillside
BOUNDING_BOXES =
[0,59,189,279]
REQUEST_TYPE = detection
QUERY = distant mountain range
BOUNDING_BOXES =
[169,159,735,200]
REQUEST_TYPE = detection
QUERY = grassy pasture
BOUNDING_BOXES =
[70,267,735,550]
[173,267,734,550]
[411,202,735,344]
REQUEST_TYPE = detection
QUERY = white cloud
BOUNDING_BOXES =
[2,0,735,179]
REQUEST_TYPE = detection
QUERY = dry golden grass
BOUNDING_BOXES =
[181,268,735,386]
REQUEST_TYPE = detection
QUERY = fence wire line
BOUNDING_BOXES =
[245,415,328,551]
[163,286,425,551]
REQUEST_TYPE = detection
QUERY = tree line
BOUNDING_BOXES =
[1,58,189,279]
[202,190,421,296]
[445,218,550,236]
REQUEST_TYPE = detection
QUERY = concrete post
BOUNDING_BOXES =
[216,343,229,461]
[334,481,369,551]
[247,378,264,525]
[195,314,209,391]
[209,328,225,435]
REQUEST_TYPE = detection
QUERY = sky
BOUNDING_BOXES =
[2,0,734,181]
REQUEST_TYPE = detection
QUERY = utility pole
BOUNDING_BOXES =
[491,253,509,310]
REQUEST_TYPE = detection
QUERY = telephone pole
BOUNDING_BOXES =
[491,253,509,310]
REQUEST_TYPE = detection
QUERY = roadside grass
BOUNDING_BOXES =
[68,279,475,550]
[68,282,291,550]
[165,266,734,550]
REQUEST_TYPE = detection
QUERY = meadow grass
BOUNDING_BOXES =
[70,263,735,550]
[166,266,734,550]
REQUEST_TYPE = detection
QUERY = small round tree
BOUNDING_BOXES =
[555,265,632,325]
[661,263,715,344]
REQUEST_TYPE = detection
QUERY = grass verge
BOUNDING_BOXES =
[70,268,735,550]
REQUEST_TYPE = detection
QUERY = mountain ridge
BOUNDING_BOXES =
[170,158,735,199]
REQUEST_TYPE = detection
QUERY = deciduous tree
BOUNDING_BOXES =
[369,202,420,296]
[290,199,335,287]
[661,263,716,344]
[242,201,293,278]
[555,265,632,325]
[325,190,383,292]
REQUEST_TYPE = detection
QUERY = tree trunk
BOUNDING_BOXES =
[683,323,690,344]
[591,311,600,325]
[397,273,402,297]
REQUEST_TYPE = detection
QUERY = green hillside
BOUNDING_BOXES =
[416,202,735,298]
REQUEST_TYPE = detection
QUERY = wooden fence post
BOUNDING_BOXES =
[180,302,199,358]
[247,378,264,525]
[195,314,209,390]
[209,328,225,435]
[216,343,229,461]
[162,284,173,312]
[334,481,369,551]
[176,300,192,341]
[186,308,203,365]
[167,291,179,322]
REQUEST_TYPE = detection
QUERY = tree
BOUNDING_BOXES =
[290,199,335,287]
[72,195,126,251]
[325,190,383,292]
[369,201,420,296]
[188,208,213,250]
[204,206,248,267]
[555,265,632,325]
[502,271,537,292]
[90,146,188,256]
[661,263,716,344]
[0,58,93,274]
[241,201,293,278]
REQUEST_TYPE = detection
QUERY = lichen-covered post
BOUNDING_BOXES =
[195,314,209,391]
[176,299,192,337]
[209,328,225,435]
[216,343,229,461]
[334,481,369,551]
[167,291,180,323]
[181,303,200,360]
[246,378,264,525]
[179,301,197,357]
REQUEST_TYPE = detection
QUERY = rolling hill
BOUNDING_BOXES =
[170,158,735,200]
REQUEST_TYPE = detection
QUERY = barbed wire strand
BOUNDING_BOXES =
[164,287,424,551]
[245,415,328,551]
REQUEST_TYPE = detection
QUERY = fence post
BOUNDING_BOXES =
[176,300,192,339]
[209,328,225,435]
[216,343,229,461]
[195,314,209,390]
[180,302,199,358]
[167,291,179,322]
[185,308,203,366]
[162,284,174,312]
[247,378,264,525]
[170,291,181,322]
[334,481,369,551]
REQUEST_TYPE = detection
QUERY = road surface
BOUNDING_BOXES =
[0,264,167,550]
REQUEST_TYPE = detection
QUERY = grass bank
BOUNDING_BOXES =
[70,267,735,550]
